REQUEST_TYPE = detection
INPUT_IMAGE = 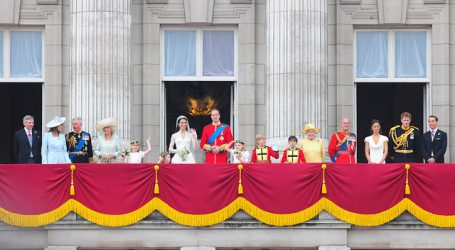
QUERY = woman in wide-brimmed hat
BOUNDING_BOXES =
[94,118,120,163]
[42,116,71,164]
[300,123,325,163]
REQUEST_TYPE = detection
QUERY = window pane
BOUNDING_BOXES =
[165,31,196,76]
[356,31,388,78]
[10,31,42,78]
[203,31,234,76]
[395,31,426,78]
[0,32,3,77]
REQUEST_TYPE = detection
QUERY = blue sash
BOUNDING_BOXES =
[330,133,354,162]
[208,124,227,145]
[69,132,88,160]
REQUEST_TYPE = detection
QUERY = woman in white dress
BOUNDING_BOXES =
[364,119,389,164]
[42,116,71,164]
[168,115,197,163]
[94,118,121,163]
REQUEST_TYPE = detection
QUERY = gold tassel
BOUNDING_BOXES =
[321,164,327,194]
[405,164,411,195]
[154,165,160,195]
[70,164,76,196]
[238,164,244,195]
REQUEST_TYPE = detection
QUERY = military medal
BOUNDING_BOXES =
[220,136,224,141]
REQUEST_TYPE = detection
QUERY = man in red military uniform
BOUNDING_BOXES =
[200,109,233,164]
[328,118,357,163]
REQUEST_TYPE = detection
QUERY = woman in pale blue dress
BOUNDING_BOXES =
[94,118,120,163]
[42,116,71,164]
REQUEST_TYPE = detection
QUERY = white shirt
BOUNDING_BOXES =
[364,135,388,163]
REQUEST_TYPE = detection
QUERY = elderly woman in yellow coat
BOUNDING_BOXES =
[299,123,325,163]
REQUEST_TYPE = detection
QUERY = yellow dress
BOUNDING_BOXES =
[300,138,325,163]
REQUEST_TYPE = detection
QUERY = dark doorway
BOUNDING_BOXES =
[165,81,233,149]
[0,83,42,164]
[356,82,425,163]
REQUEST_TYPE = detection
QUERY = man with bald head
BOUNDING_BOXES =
[328,118,357,163]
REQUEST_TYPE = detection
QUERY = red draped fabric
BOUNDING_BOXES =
[2,163,455,227]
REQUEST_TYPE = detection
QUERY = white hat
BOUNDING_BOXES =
[46,116,66,128]
[96,118,117,131]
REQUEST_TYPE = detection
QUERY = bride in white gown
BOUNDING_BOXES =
[169,115,198,163]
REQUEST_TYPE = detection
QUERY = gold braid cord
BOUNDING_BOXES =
[390,127,414,150]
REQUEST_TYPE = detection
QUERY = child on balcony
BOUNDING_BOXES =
[226,139,250,163]
[281,136,306,163]
[251,133,279,163]
[123,139,152,163]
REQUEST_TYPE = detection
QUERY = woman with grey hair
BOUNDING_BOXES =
[94,118,120,163]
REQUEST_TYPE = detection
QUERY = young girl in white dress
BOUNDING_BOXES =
[364,119,389,164]
[168,115,198,163]
[123,139,152,163]
[226,140,250,163]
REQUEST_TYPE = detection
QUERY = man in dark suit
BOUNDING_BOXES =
[13,115,42,164]
[421,115,447,163]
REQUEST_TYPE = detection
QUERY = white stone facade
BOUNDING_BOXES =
[2,0,455,248]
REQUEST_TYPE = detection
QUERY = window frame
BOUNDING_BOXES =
[160,26,238,81]
[0,28,45,83]
[354,29,431,83]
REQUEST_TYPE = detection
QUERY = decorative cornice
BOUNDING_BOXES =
[339,0,361,4]
[424,0,446,3]
[37,0,59,4]
[147,1,251,21]
[146,0,168,4]
[230,0,252,4]
[378,0,408,24]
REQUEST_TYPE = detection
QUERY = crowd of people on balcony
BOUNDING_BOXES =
[12,109,447,165]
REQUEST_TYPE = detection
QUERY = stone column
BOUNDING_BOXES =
[266,0,328,144]
[70,0,131,139]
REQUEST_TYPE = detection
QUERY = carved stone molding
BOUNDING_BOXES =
[378,0,409,24]
[146,1,250,21]
[37,0,58,4]
[230,0,252,3]
[0,0,21,24]
[146,0,168,4]
[339,0,361,4]
[424,0,446,3]
[183,0,214,23]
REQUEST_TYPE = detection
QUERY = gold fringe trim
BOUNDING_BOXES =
[73,199,157,227]
[405,198,455,227]
[0,201,72,227]
[240,197,323,226]
[322,198,407,226]
[155,198,241,226]
[5,198,455,228]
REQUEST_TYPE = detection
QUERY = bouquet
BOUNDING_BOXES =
[99,156,112,164]
[120,148,130,158]
[177,146,190,161]
[233,150,243,158]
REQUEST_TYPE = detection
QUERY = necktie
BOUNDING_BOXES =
[27,130,33,147]
[431,130,435,141]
